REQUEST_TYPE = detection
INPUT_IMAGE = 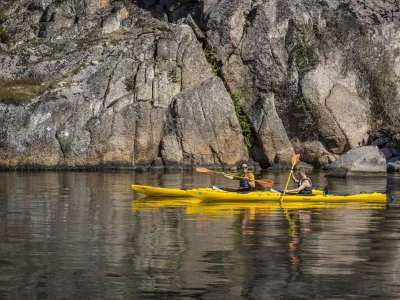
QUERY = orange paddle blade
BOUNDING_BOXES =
[292,154,300,166]
[255,179,274,187]
[195,167,214,173]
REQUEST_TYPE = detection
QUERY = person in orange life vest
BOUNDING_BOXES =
[284,168,313,195]
[222,163,255,191]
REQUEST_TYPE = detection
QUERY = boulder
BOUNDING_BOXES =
[326,146,387,177]
[387,141,400,157]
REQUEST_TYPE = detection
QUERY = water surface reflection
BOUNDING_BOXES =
[0,171,399,299]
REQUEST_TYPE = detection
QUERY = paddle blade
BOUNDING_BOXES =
[292,154,300,166]
[256,179,274,187]
[195,167,214,173]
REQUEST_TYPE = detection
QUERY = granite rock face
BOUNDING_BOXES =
[161,77,248,168]
[0,0,399,173]
[0,17,231,169]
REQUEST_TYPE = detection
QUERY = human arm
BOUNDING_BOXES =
[291,171,299,183]
[285,180,310,193]
[222,172,234,180]
[246,173,256,188]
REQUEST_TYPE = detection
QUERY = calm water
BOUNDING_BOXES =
[1,170,400,300]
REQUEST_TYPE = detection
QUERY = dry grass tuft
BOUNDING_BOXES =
[0,77,51,105]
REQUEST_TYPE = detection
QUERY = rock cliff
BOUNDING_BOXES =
[0,0,399,170]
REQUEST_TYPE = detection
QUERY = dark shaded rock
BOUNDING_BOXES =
[387,162,400,172]
[388,157,400,164]
[248,93,294,167]
[149,157,165,170]
[381,147,393,160]
[371,137,389,146]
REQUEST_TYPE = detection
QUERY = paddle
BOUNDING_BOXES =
[279,154,300,205]
[196,167,274,187]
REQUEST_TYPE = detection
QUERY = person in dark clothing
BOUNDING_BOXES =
[284,168,312,195]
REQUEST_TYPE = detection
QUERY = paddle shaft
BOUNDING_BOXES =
[195,167,273,187]
[280,169,294,203]
[213,171,266,186]
[279,156,299,204]
[214,171,253,182]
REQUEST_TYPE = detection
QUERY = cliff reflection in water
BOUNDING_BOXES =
[0,171,399,299]
[131,195,391,298]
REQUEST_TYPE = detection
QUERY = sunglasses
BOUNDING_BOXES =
[242,166,248,169]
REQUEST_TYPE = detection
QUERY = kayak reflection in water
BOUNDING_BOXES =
[284,167,313,195]
[213,163,256,192]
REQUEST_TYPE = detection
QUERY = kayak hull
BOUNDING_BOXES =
[185,188,387,203]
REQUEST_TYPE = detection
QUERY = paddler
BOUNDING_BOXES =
[221,163,256,192]
[284,168,312,195]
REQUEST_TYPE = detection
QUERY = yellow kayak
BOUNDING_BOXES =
[131,184,324,198]
[185,188,388,203]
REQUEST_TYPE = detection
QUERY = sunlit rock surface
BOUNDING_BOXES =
[0,0,399,172]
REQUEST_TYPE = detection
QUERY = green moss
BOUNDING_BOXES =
[203,48,219,75]
[290,19,319,69]
[0,25,10,44]
[30,38,44,46]
[0,12,8,24]
[292,43,317,68]
[348,45,400,132]
[37,55,64,63]
[0,78,51,105]
[230,92,257,148]
[72,62,87,75]
[171,66,180,83]
[292,94,319,140]
[124,74,135,91]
